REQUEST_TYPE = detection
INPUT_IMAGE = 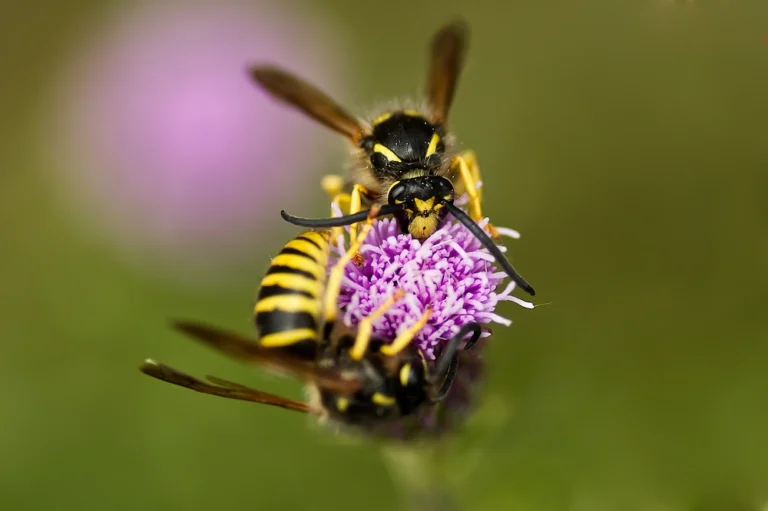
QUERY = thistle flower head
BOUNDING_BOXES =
[323,199,532,440]
[333,203,533,360]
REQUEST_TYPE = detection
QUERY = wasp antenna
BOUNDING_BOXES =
[433,355,459,402]
[444,203,535,296]
[433,323,482,379]
[280,204,401,229]
[430,322,483,402]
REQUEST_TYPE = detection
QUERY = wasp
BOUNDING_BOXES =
[250,20,536,297]
[140,209,482,434]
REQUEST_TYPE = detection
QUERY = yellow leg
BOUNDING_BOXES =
[348,183,371,245]
[379,306,432,357]
[349,289,405,360]
[330,193,352,214]
[322,177,373,243]
[321,174,345,200]
[330,192,352,241]
[324,174,351,240]
[462,150,483,203]
[452,152,481,221]
[323,205,381,324]
[452,150,500,239]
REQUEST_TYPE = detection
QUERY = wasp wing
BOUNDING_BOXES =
[250,66,366,143]
[172,320,362,394]
[426,20,469,125]
[140,360,316,414]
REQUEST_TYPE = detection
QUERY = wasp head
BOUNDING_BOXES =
[387,175,454,239]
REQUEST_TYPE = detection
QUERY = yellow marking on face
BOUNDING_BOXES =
[434,204,444,211]
[419,350,428,373]
[372,112,393,125]
[372,393,396,406]
[270,254,323,278]
[284,239,327,264]
[261,273,323,297]
[336,397,349,412]
[408,215,440,239]
[260,328,317,347]
[254,295,320,316]
[413,197,436,213]
[373,144,401,162]
[402,109,421,117]
[399,364,412,387]
[425,133,440,157]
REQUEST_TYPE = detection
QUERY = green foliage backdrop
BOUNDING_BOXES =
[1,1,767,510]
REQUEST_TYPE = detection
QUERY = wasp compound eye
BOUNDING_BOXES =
[433,176,454,198]
[388,182,408,204]
[370,152,389,170]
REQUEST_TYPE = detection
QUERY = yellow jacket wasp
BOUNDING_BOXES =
[141,209,482,435]
[250,20,536,296]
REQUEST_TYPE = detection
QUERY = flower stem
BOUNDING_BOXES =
[380,443,460,511]
[378,393,514,511]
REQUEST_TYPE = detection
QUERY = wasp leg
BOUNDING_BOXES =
[321,174,351,240]
[320,178,376,243]
[349,183,373,245]
[324,183,373,244]
[349,289,405,360]
[330,192,352,241]
[321,174,346,200]
[323,205,381,323]
[330,193,352,214]
[322,175,350,241]
[379,306,432,357]
[452,150,500,239]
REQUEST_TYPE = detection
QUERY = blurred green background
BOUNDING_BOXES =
[2,1,768,510]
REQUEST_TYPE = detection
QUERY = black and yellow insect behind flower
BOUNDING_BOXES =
[250,19,535,296]
[140,209,486,439]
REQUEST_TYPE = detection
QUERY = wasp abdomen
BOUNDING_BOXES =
[254,231,331,360]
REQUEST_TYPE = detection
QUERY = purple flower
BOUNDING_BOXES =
[333,206,534,360]
[43,1,351,276]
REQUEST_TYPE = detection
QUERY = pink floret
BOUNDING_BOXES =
[333,215,531,359]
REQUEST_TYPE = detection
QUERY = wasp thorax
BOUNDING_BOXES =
[362,111,445,177]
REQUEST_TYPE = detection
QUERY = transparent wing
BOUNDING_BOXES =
[426,20,469,125]
[251,66,366,142]
[172,320,363,394]
[140,360,316,414]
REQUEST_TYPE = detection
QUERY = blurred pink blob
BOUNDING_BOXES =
[46,1,351,277]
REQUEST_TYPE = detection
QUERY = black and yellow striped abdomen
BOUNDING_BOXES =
[254,231,332,360]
